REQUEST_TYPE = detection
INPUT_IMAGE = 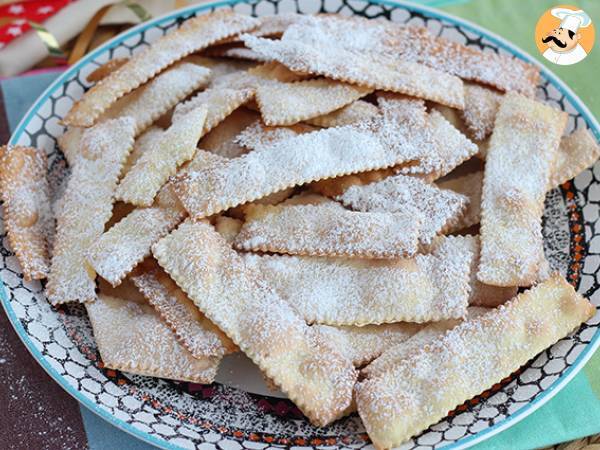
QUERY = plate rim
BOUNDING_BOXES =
[3,0,600,449]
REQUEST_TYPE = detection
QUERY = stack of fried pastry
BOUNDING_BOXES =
[2,11,599,449]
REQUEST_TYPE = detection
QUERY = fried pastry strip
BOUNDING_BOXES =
[308,102,476,193]
[173,124,395,218]
[241,235,472,324]
[243,34,464,109]
[247,60,310,83]
[235,203,420,258]
[442,129,600,233]
[478,93,567,286]
[205,44,269,62]
[59,62,211,165]
[313,323,421,367]
[104,64,209,135]
[463,235,518,307]
[87,294,220,383]
[461,83,502,140]
[337,174,468,244]
[86,58,129,83]
[355,275,594,449]
[251,14,301,37]
[121,126,163,175]
[0,146,51,281]
[88,150,224,286]
[550,127,600,188]
[199,107,259,158]
[376,92,427,126]
[396,110,477,181]
[56,127,85,167]
[46,117,135,304]
[64,11,258,126]
[306,99,380,127]
[153,220,357,426]
[186,55,256,81]
[116,106,208,206]
[361,307,489,379]
[173,112,474,219]
[437,171,483,232]
[399,30,538,96]
[131,261,236,358]
[88,192,185,287]
[234,120,314,150]
[256,78,373,126]
[214,216,243,243]
[272,15,538,95]
[308,168,394,198]
[172,86,255,126]
[374,94,477,181]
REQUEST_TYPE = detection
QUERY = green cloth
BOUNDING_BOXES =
[415,0,600,448]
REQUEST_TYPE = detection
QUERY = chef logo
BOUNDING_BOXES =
[535,5,595,66]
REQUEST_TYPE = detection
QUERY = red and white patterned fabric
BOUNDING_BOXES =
[0,0,74,49]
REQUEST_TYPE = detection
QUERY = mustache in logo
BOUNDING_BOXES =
[542,35,567,48]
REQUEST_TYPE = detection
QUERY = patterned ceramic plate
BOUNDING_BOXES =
[3,1,600,449]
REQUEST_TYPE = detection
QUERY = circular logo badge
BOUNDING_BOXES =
[535,5,595,65]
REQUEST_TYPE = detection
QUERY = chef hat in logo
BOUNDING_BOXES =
[551,8,592,33]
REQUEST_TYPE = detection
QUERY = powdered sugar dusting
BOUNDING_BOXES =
[87,206,184,286]
[245,36,464,109]
[86,294,220,383]
[437,171,483,233]
[396,110,478,180]
[241,234,472,324]
[376,93,427,128]
[58,63,210,166]
[338,174,468,245]
[478,93,567,286]
[106,62,211,136]
[361,307,489,379]
[256,78,372,126]
[88,150,224,286]
[56,127,85,166]
[46,117,136,304]
[313,323,421,367]
[461,83,502,141]
[550,128,600,188]
[235,203,421,258]
[174,108,476,219]
[65,11,259,126]
[131,263,236,358]
[122,126,163,175]
[116,106,208,207]
[234,120,313,149]
[266,14,538,96]
[306,99,379,128]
